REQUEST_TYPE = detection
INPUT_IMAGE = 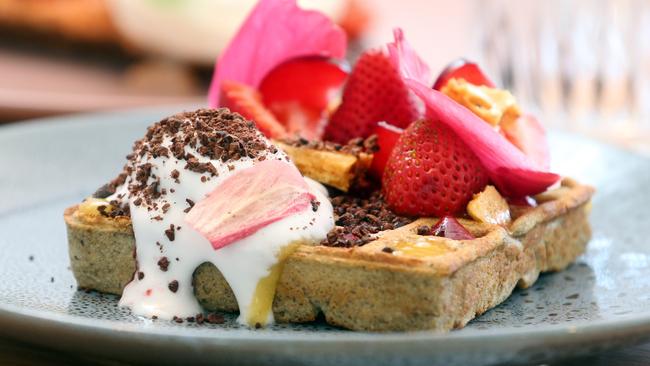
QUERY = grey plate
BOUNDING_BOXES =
[1,107,650,366]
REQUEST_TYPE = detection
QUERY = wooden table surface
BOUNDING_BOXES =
[2,336,650,366]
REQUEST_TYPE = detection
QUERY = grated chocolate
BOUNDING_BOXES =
[321,191,413,247]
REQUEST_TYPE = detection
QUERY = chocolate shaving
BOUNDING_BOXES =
[321,191,413,247]
[164,224,175,242]
[310,199,320,212]
[417,225,431,235]
[207,313,225,324]
[168,280,179,293]
[157,257,170,272]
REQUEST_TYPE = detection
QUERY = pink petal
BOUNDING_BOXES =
[387,28,431,85]
[208,0,347,107]
[500,114,551,170]
[405,80,560,198]
[185,160,315,250]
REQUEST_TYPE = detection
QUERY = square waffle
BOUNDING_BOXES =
[64,142,593,331]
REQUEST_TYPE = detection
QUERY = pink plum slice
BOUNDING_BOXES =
[430,216,475,240]
[185,160,315,250]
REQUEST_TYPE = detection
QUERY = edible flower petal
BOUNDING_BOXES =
[185,160,315,250]
[387,28,431,85]
[208,0,347,106]
[405,80,560,198]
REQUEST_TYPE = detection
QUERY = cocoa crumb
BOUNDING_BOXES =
[310,199,320,212]
[164,224,175,241]
[157,257,170,272]
[170,169,180,183]
[97,205,109,216]
[207,313,225,324]
[417,225,431,235]
[168,280,179,293]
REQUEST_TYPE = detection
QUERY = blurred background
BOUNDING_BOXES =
[0,0,648,155]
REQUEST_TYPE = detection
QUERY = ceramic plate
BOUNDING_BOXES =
[1,107,650,366]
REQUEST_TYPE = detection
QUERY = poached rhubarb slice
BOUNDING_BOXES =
[185,160,315,250]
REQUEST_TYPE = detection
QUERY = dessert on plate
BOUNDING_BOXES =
[64,0,594,331]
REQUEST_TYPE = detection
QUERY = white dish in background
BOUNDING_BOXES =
[106,0,348,65]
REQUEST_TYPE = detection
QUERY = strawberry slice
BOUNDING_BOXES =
[369,121,403,179]
[430,216,475,240]
[259,56,349,140]
[185,160,315,250]
[324,29,429,143]
[432,59,495,90]
[220,80,288,139]
[500,114,551,170]
[382,119,489,217]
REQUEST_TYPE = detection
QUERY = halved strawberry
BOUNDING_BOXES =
[430,216,475,240]
[432,59,495,90]
[323,51,423,143]
[369,121,403,179]
[220,80,288,139]
[382,119,489,217]
[259,56,349,140]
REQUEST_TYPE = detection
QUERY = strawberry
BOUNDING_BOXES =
[220,80,288,139]
[369,121,403,179]
[323,51,422,143]
[382,118,489,217]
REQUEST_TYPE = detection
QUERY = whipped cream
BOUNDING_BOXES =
[108,109,333,325]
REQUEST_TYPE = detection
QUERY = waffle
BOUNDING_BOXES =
[275,140,373,192]
[64,145,594,331]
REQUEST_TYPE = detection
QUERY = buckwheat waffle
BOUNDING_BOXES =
[64,144,594,331]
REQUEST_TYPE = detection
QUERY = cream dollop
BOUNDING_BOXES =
[108,110,334,325]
